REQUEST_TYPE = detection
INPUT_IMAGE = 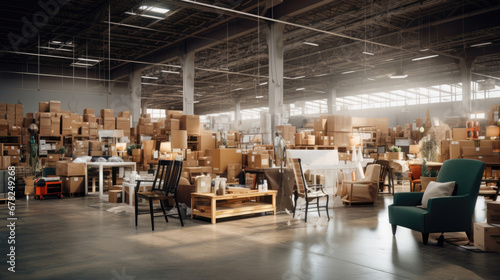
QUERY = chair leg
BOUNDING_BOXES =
[176,200,184,227]
[391,224,397,235]
[422,233,429,245]
[135,193,138,227]
[466,231,472,243]
[316,197,321,217]
[325,195,330,221]
[160,200,168,223]
[292,192,298,218]
[305,199,309,223]
[149,198,155,231]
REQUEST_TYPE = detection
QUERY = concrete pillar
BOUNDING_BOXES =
[128,68,142,126]
[181,51,195,115]
[460,58,475,117]
[234,97,241,131]
[327,86,337,115]
[266,23,285,130]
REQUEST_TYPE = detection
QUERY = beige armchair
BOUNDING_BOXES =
[341,164,381,206]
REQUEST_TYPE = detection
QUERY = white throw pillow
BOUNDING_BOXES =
[421,181,455,209]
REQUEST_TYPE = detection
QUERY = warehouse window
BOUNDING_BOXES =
[146,108,166,120]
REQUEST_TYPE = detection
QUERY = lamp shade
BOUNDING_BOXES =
[116,143,127,152]
[486,126,500,139]
[409,145,420,154]
[159,142,171,153]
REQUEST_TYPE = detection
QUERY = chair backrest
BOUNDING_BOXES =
[291,158,308,195]
[165,160,183,196]
[408,165,421,180]
[363,164,380,182]
[152,160,174,192]
[375,160,390,182]
[437,159,484,198]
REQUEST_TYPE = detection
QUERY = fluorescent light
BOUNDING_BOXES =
[412,54,439,61]
[420,48,429,52]
[78,58,101,63]
[161,70,180,74]
[124,12,165,20]
[141,76,158,80]
[193,101,200,104]
[51,40,62,44]
[139,6,170,14]
[341,71,355,74]
[259,82,268,86]
[367,78,375,81]
[390,72,408,79]
[470,42,492,48]
[314,73,328,77]
[362,51,374,55]
[234,88,244,91]
[296,88,305,91]
[256,95,264,99]
[294,76,305,79]
[303,42,319,47]
[38,46,73,52]
[70,62,93,67]
[384,58,394,62]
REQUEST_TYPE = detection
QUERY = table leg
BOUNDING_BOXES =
[84,164,88,195]
[272,193,276,215]
[211,197,216,224]
[191,195,194,219]
[99,165,104,200]
[129,184,134,207]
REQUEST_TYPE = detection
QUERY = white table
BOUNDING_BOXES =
[122,181,153,207]
[85,162,136,200]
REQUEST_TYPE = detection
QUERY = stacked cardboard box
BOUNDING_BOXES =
[164,119,180,132]
[73,140,89,157]
[56,162,86,194]
[180,115,200,135]
[326,115,352,147]
[117,111,131,137]
[275,125,296,144]
[247,150,270,169]
[212,148,242,174]
[101,109,115,130]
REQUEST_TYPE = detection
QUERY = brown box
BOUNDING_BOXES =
[49,100,61,112]
[83,108,94,115]
[386,152,404,160]
[316,136,329,146]
[90,151,105,156]
[212,148,242,173]
[108,190,123,203]
[450,141,461,159]
[167,110,183,119]
[314,118,327,131]
[453,128,467,141]
[180,115,200,135]
[39,102,49,112]
[183,160,198,168]
[474,222,500,252]
[305,135,315,146]
[46,154,60,162]
[116,117,130,130]
[61,176,85,193]
[118,111,131,118]
[327,132,351,146]
[198,157,212,166]
[171,130,188,149]
[0,156,11,169]
[253,153,269,169]
[462,147,493,156]
[327,115,352,132]
[84,114,96,123]
[103,118,115,130]
[90,141,103,151]
[56,162,86,176]
[101,109,114,118]
[165,119,180,131]
[487,202,500,225]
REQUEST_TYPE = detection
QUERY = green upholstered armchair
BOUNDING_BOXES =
[389,159,485,245]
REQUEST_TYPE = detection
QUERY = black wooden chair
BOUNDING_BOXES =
[135,160,174,231]
[163,160,185,227]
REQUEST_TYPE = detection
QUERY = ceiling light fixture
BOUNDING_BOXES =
[139,6,170,14]
[51,40,62,44]
[256,95,264,99]
[259,82,268,86]
[412,54,439,61]
[70,62,93,67]
[470,42,492,48]
[161,70,180,74]
[362,51,374,55]
[341,70,355,74]
[234,88,244,91]
[141,76,158,80]
[193,100,200,104]
[303,42,319,47]
[38,46,73,52]
[293,76,305,79]
[124,12,165,20]
[384,58,394,62]
[314,73,328,77]
[420,48,429,52]
[390,69,408,79]
[78,58,101,63]
[296,88,305,91]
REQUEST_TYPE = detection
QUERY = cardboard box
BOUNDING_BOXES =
[314,118,327,131]
[212,148,242,173]
[183,160,198,167]
[194,175,211,193]
[90,141,103,151]
[462,147,493,156]
[305,135,315,146]
[83,108,94,115]
[165,119,180,131]
[108,190,123,203]
[198,157,212,166]
[101,109,114,118]
[453,128,467,141]
[327,115,352,132]
[474,222,500,252]
[46,154,60,162]
[39,102,49,112]
[49,100,61,112]
[253,153,269,169]
[56,162,86,176]
[61,176,85,193]
[9,155,19,164]
[171,130,187,149]
[102,118,114,130]
[116,117,130,130]
[0,156,11,169]
[450,142,461,159]
[84,114,96,123]
[386,152,404,160]
[167,110,183,119]
[327,132,351,146]
[487,202,500,225]
[180,115,200,135]
[118,111,131,118]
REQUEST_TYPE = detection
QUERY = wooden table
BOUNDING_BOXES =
[191,190,277,224]
[85,162,136,199]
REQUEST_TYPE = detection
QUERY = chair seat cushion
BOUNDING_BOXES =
[412,179,421,184]
[388,205,427,232]
[421,181,455,209]
[302,190,327,198]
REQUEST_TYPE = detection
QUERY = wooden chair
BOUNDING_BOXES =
[341,164,381,206]
[291,158,330,222]
[135,160,184,230]
[408,165,422,192]
[375,160,394,194]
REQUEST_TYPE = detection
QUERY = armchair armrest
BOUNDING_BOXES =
[135,179,155,193]
[426,195,469,213]
[393,192,424,206]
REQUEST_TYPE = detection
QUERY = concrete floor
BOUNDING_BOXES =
[2,190,500,280]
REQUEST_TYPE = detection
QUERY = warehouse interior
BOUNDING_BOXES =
[1,0,500,279]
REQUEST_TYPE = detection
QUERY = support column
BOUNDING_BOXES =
[460,58,475,117]
[234,97,241,131]
[327,86,337,115]
[128,68,142,126]
[181,51,195,115]
[266,23,285,130]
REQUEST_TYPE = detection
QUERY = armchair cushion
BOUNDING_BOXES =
[421,181,455,209]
